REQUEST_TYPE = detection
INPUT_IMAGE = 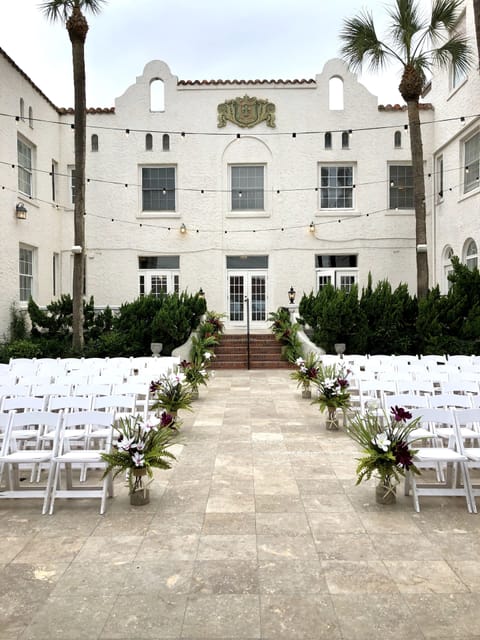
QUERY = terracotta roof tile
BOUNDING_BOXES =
[178,78,316,86]
[378,102,434,111]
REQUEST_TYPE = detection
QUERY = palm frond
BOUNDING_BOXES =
[340,10,391,72]
[387,0,426,62]
[429,0,465,34]
[430,34,474,73]
[39,0,106,22]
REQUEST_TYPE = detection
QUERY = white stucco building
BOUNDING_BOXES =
[0,3,478,337]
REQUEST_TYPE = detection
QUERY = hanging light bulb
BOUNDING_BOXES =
[180,223,187,234]
[309,221,315,233]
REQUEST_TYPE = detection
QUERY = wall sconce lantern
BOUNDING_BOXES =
[309,221,315,233]
[180,223,187,234]
[198,287,205,299]
[288,286,296,304]
[15,202,27,219]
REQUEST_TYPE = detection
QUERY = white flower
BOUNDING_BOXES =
[373,432,391,452]
[118,437,135,451]
[135,441,145,452]
[204,351,212,360]
[132,452,145,467]
[323,378,336,389]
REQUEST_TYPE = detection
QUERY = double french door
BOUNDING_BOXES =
[227,271,267,326]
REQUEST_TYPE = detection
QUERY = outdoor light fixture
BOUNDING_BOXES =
[71,245,83,254]
[288,286,296,304]
[416,244,428,253]
[309,221,315,233]
[15,202,27,219]
[198,288,205,299]
[180,223,187,234]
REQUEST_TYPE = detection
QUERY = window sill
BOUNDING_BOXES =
[226,211,270,219]
[458,186,480,203]
[447,77,467,101]
[385,208,415,215]
[318,209,358,216]
[138,211,179,218]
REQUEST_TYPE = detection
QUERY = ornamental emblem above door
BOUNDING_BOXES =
[217,95,276,128]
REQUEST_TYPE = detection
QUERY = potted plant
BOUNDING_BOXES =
[150,372,193,423]
[290,353,319,398]
[346,406,421,504]
[312,363,351,430]
[178,357,210,399]
[101,413,176,506]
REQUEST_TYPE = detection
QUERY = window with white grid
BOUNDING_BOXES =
[320,166,353,209]
[231,166,264,210]
[17,137,33,196]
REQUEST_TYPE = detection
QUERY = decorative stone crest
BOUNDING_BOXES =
[217,95,276,128]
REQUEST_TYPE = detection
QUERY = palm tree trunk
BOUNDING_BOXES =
[406,99,429,300]
[68,7,88,352]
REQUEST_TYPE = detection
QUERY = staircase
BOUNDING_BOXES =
[213,334,293,369]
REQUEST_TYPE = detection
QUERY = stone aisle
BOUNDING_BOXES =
[1,370,480,639]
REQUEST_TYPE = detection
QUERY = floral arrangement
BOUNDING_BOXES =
[312,363,351,413]
[346,406,421,498]
[178,355,210,391]
[150,372,193,415]
[101,414,176,494]
[290,352,320,392]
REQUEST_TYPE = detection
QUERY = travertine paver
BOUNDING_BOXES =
[1,369,480,639]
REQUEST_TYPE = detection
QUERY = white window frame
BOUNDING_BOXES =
[464,239,478,271]
[139,271,179,297]
[141,165,176,213]
[68,165,76,204]
[230,165,265,211]
[319,164,355,210]
[464,131,480,195]
[17,136,34,197]
[19,244,35,303]
[389,164,414,209]
[442,246,454,293]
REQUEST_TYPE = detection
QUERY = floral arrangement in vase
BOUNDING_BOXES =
[290,352,320,398]
[312,363,351,430]
[101,413,176,505]
[178,356,210,394]
[150,372,193,421]
[346,405,421,504]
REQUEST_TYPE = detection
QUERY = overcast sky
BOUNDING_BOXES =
[1,0,434,108]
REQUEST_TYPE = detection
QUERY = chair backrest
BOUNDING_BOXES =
[92,394,137,413]
[429,393,472,409]
[73,383,112,397]
[61,410,114,443]
[6,411,63,452]
[1,395,46,412]
[441,380,479,395]
[31,382,73,399]
[453,408,480,431]
[0,384,31,400]
[47,395,92,412]
[409,407,456,434]
[386,393,430,410]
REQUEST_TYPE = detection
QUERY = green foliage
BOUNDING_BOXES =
[150,292,206,356]
[3,339,42,360]
[150,373,193,413]
[114,295,164,355]
[269,307,302,362]
[312,363,351,412]
[290,352,320,391]
[360,278,418,355]
[299,284,368,354]
[417,257,480,355]
[9,303,29,341]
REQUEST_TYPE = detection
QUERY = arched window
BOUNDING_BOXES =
[19,97,25,121]
[162,133,170,151]
[324,132,332,149]
[341,131,350,149]
[145,133,153,151]
[394,131,402,148]
[28,106,33,128]
[329,76,344,110]
[443,246,454,292]
[91,134,99,152]
[465,239,478,270]
[150,78,165,112]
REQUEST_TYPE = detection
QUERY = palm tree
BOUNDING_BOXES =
[40,0,106,351]
[340,0,472,299]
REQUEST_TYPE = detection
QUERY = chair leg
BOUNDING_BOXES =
[49,462,62,515]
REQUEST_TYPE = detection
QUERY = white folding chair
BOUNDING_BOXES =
[429,393,472,410]
[1,395,47,413]
[0,411,62,514]
[49,410,114,515]
[113,381,152,421]
[405,408,476,513]
[73,382,112,398]
[440,380,479,396]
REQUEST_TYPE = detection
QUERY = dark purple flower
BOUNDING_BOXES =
[337,378,349,389]
[160,411,175,428]
[393,440,414,469]
[390,405,412,422]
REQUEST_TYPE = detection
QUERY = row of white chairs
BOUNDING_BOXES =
[0,409,115,514]
[2,356,180,382]
[0,382,154,422]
